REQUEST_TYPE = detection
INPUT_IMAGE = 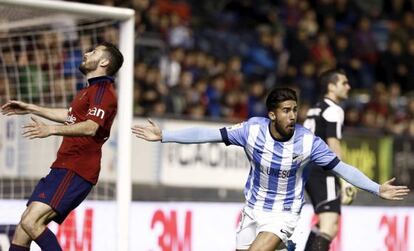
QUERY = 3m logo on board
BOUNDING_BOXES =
[151,209,192,251]
[88,107,105,119]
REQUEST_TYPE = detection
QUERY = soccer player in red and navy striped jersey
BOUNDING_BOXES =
[1,42,123,251]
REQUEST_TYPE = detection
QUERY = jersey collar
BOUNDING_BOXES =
[87,76,114,86]
[324,97,339,105]
[268,121,295,142]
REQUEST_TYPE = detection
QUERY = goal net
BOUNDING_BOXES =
[0,0,134,250]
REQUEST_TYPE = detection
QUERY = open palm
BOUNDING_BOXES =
[379,178,410,200]
[22,116,52,139]
[131,119,162,141]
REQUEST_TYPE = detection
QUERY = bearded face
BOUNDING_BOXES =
[78,45,107,75]
[270,100,297,140]
[79,58,100,75]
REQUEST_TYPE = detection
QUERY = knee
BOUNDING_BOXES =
[20,214,41,236]
[327,223,338,237]
[320,221,338,238]
[331,222,339,236]
[20,216,33,234]
[247,247,263,251]
[248,244,274,251]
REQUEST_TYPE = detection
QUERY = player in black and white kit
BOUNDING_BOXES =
[303,69,356,251]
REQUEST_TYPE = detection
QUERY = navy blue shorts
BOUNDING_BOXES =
[28,168,93,224]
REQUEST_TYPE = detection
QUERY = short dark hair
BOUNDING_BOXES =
[319,69,346,95]
[266,87,297,111]
[100,41,124,76]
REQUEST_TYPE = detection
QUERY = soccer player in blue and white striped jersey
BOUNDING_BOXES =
[132,87,409,251]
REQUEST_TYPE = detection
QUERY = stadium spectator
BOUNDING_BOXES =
[18,0,414,135]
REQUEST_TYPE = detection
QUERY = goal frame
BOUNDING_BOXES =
[0,0,134,250]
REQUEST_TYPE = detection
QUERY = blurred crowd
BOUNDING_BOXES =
[85,0,414,136]
[5,0,414,137]
[0,22,120,106]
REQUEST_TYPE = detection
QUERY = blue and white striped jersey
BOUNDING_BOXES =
[220,117,339,213]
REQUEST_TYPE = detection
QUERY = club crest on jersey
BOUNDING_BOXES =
[65,107,76,125]
[88,107,105,119]
[227,123,243,131]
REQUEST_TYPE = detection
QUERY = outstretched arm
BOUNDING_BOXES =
[22,116,99,139]
[132,119,223,143]
[332,161,410,200]
[2,100,68,123]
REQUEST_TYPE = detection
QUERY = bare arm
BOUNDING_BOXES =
[2,100,68,123]
[50,120,99,137]
[327,137,358,204]
[31,106,68,123]
[326,137,341,159]
[22,117,99,139]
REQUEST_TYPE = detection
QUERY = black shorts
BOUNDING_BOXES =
[305,164,341,214]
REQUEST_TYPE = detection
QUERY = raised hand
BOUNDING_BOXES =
[22,116,53,139]
[1,100,32,116]
[131,118,162,141]
[379,177,410,200]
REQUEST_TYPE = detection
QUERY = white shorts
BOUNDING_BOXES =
[236,206,299,250]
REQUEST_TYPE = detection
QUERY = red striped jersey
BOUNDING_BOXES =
[51,76,117,184]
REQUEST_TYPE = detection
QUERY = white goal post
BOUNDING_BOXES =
[0,0,134,250]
